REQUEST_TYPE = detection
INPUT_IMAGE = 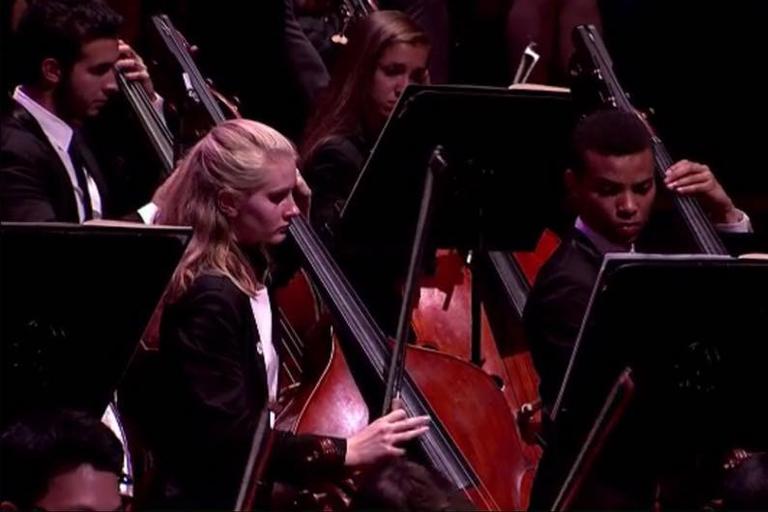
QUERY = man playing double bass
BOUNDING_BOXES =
[0,0,160,223]
[524,108,753,507]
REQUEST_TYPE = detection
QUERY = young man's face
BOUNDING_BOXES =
[33,463,122,511]
[57,38,120,121]
[569,148,656,246]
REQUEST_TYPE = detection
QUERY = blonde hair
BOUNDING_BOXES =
[155,118,297,301]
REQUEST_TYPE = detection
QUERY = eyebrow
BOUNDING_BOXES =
[90,61,116,70]
[594,177,653,186]
[267,185,293,195]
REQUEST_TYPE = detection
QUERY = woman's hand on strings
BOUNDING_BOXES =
[344,407,430,467]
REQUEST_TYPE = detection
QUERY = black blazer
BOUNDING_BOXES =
[156,273,346,508]
[303,133,409,336]
[0,103,111,223]
[523,229,602,410]
[304,132,370,238]
[523,230,638,508]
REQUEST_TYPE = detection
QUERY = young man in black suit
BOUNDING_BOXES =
[525,108,749,412]
[524,108,751,507]
[0,0,159,223]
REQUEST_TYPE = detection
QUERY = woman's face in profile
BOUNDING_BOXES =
[230,156,300,247]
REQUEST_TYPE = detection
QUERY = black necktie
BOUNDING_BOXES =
[67,130,94,221]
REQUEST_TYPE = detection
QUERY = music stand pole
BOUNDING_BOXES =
[382,146,447,415]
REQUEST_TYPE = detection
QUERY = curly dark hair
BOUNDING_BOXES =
[569,109,651,176]
[0,409,124,508]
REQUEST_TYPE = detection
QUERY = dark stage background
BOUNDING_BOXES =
[4,0,766,231]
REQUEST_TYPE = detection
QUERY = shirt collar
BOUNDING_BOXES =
[575,217,634,254]
[13,86,73,152]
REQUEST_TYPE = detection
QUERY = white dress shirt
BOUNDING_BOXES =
[249,287,279,426]
[101,401,133,497]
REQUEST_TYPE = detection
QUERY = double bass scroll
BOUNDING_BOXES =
[570,24,728,255]
[331,0,379,45]
[149,14,240,154]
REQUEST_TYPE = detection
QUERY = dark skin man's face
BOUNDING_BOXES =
[567,148,656,247]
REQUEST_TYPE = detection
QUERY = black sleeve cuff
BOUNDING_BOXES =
[268,431,347,484]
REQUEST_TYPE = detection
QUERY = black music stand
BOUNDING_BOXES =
[0,222,191,426]
[340,84,574,377]
[547,253,768,509]
[341,84,573,251]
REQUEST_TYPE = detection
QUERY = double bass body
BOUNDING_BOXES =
[274,220,533,510]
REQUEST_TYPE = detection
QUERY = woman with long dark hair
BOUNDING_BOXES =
[302,10,430,335]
